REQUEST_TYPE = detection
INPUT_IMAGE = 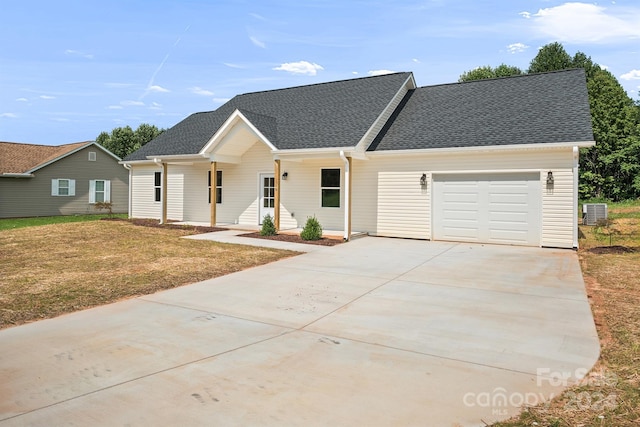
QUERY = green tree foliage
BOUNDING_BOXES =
[459,42,640,201]
[458,64,523,82]
[96,123,164,159]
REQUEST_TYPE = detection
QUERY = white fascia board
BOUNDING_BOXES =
[274,146,358,160]
[354,74,416,153]
[1,173,34,178]
[145,154,209,162]
[365,140,596,157]
[199,109,277,155]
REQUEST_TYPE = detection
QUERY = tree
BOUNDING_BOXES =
[96,123,164,159]
[527,42,573,73]
[459,64,523,82]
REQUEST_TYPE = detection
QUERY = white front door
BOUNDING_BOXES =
[259,173,275,224]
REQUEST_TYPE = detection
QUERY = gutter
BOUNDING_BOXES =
[573,146,580,249]
[1,173,34,178]
[339,150,350,241]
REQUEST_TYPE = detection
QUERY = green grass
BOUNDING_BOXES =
[0,214,127,231]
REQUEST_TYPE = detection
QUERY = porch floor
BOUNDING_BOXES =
[173,222,365,239]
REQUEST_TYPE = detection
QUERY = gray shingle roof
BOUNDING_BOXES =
[124,72,413,161]
[369,69,594,152]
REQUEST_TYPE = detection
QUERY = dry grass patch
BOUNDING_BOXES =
[0,221,298,329]
[494,202,640,427]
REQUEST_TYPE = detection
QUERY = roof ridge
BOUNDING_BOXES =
[0,140,92,148]
[417,68,585,90]
[235,72,412,98]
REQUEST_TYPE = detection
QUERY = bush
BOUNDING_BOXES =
[93,201,114,217]
[260,214,277,236]
[300,216,322,241]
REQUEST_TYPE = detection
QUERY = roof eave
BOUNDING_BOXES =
[25,141,121,174]
[366,140,596,156]
[0,173,35,178]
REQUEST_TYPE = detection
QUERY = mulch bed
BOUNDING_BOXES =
[239,232,342,246]
[588,245,638,254]
[102,217,226,234]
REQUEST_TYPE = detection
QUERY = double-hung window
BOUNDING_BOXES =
[154,172,162,202]
[89,180,111,203]
[208,170,222,204]
[321,168,340,208]
[51,179,75,196]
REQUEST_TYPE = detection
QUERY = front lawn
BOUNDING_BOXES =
[0,214,127,231]
[0,221,298,328]
[494,200,640,426]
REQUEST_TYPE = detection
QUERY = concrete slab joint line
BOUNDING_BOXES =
[0,237,600,426]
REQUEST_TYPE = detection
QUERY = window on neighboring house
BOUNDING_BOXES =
[321,168,340,208]
[208,170,222,204]
[51,179,76,196]
[89,180,111,203]
[154,172,162,202]
[88,151,97,161]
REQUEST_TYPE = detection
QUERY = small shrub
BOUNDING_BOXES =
[260,214,277,236]
[93,201,114,217]
[300,216,322,241]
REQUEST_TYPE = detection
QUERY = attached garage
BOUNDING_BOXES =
[432,173,541,247]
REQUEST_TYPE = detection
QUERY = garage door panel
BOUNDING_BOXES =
[434,173,540,246]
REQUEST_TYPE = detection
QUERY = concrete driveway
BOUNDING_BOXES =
[0,237,599,426]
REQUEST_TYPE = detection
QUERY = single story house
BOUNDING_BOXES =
[123,69,595,248]
[0,141,129,218]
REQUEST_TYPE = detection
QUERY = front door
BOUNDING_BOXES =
[259,173,275,224]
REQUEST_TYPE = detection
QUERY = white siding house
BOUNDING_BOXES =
[124,70,594,248]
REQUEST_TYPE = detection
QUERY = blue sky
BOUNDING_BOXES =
[1,0,639,146]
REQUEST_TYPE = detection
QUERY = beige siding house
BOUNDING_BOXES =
[0,141,128,218]
[124,70,594,248]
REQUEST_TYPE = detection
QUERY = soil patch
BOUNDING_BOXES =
[240,232,342,246]
[588,245,638,254]
[103,217,226,234]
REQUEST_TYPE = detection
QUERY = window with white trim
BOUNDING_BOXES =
[154,172,161,202]
[51,179,76,196]
[208,170,222,204]
[321,168,340,208]
[89,180,111,203]
[88,151,97,161]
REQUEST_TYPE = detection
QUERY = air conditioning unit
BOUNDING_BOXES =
[583,203,608,225]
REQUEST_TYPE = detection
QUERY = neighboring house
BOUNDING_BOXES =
[0,141,129,218]
[123,69,595,248]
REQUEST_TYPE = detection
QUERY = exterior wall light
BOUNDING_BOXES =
[282,172,288,180]
[546,171,554,186]
[420,173,427,186]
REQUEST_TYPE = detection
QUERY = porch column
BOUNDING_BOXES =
[210,161,217,227]
[347,156,352,239]
[161,162,168,225]
[274,159,281,231]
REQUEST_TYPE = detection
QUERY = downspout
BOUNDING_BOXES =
[153,158,166,225]
[339,150,350,241]
[573,146,579,249]
[123,163,132,218]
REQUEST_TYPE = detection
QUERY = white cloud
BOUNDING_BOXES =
[16,97,28,102]
[107,105,123,110]
[600,64,610,70]
[519,11,531,19]
[352,71,359,75]
[621,69,640,80]
[367,69,395,76]
[250,36,266,48]
[223,62,245,69]
[120,100,145,106]
[412,58,421,63]
[1,112,18,118]
[40,95,55,100]
[524,2,640,43]
[147,85,169,93]
[507,42,529,54]
[213,98,231,104]
[65,49,94,59]
[273,61,324,76]
[190,86,215,96]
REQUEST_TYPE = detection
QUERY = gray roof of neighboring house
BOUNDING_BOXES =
[369,69,594,151]
[124,72,413,161]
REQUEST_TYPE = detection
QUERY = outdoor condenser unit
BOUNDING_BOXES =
[583,203,608,225]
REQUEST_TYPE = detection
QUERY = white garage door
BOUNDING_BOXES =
[433,173,540,246]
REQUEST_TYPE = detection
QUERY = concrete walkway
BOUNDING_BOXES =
[0,237,600,426]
